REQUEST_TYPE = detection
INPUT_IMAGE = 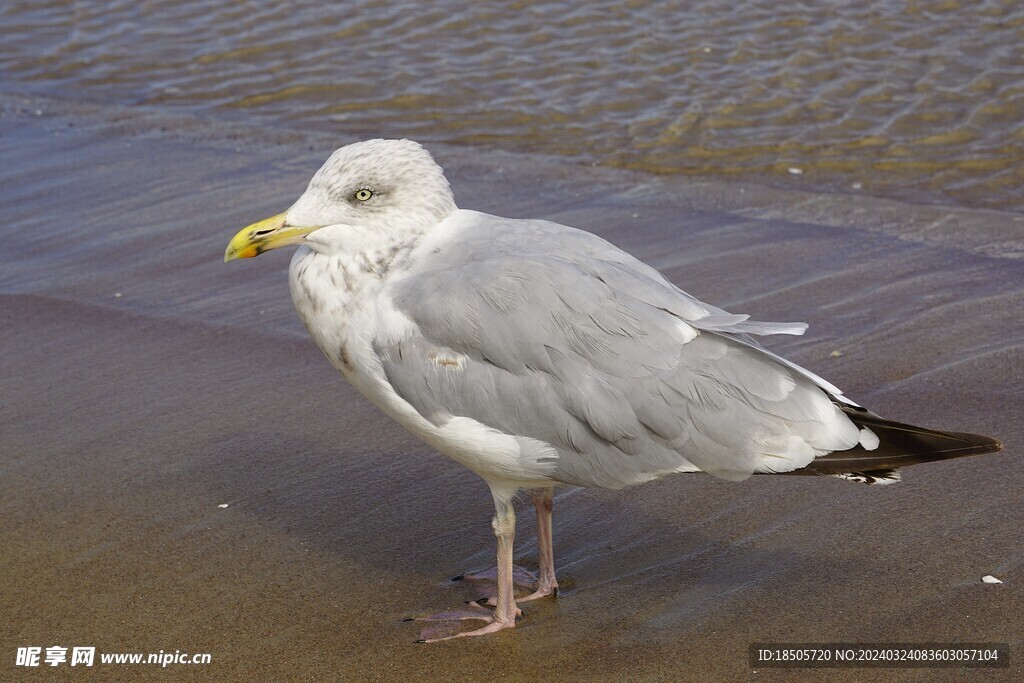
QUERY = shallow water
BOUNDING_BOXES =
[2,97,1022,678]
[1,0,1021,212]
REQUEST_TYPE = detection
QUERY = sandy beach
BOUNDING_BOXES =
[2,93,1021,680]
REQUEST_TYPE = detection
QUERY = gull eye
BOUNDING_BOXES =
[353,188,374,202]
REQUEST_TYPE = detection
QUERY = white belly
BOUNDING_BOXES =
[288,247,560,489]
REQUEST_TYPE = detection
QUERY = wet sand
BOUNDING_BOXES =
[2,93,1021,681]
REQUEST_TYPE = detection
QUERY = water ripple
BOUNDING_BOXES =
[1,0,1021,211]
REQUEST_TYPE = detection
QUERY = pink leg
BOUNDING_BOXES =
[418,490,519,642]
[518,488,558,602]
[461,488,559,606]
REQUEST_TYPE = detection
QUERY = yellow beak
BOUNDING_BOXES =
[224,212,320,262]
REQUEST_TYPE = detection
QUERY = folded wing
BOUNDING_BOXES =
[375,212,880,488]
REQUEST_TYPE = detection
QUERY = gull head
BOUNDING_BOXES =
[225,139,457,261]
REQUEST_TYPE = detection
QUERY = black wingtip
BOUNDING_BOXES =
[784,409,1004,477]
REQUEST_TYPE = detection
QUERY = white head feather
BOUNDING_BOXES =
[287,139,458,254]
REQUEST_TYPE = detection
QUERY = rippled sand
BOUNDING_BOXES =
[1,94,1021,680]
[1,0,1021,211]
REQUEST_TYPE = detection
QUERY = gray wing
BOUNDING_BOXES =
[373,211,868,488]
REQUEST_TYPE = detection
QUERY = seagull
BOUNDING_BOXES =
[225,139,1002,641]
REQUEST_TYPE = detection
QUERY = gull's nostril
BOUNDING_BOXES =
[253,229,274,236]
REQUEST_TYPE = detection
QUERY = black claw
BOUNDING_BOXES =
[402,617,415,622]
[414,639,426,644]
[450,574,464,581]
